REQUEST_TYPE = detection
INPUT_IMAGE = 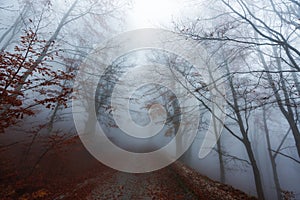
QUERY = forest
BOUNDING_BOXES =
[0,0,300,199]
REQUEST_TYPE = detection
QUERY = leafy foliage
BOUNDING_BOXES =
[0,28,74,132]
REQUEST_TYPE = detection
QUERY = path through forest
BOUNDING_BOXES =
[1,138,256,200]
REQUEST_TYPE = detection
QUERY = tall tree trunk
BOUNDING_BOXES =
[262,107,282,200]
[273,47,300,159]
[257,47,300,158]
[225,62,265,200]
[171,98,181,157]
[212,100,225,183]
[243,138,266,200]
[216,138,225,183]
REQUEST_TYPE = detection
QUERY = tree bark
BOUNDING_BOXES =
[243,138,266,200]
[262,107,282,200]
[216,138,226,183]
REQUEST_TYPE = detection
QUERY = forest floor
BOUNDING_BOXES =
[0,137,257,200]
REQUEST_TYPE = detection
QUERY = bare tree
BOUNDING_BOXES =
[262,106,282,200]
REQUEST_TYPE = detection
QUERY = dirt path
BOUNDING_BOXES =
[83,167,198,200]
[56,162,256,200]
[0,138,255,200]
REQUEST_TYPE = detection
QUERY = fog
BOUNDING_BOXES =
[1,0,300,199]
